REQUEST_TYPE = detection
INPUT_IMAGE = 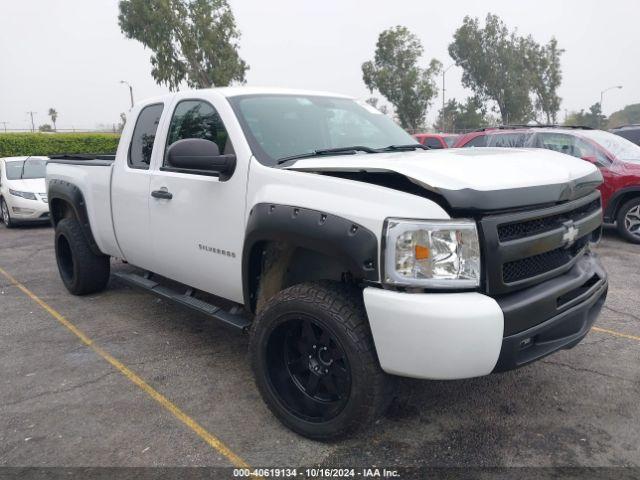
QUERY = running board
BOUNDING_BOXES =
[113,271,252,332]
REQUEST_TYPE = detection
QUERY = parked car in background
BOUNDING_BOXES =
[0,156,50,228]
[413,133,460,149]
[611,124,640,146]
[455,126,640,243]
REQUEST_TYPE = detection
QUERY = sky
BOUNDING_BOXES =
[0,0,638,131]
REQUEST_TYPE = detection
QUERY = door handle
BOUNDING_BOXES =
[151,189,173,200]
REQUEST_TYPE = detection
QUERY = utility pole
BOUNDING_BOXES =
[120,80,135,109]
[441,64,454,132]
[0,121,8,133]
[26,111,37,132]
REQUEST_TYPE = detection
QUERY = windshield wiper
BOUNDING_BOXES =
[277,146,378,165]
[379,144,430,152]
[19,156,32,179]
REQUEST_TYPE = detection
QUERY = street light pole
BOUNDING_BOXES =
[599,85,623,128]
[441,64,454,132]
[120,80,135,109]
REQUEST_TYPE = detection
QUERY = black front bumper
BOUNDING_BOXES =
[492,252,607,372]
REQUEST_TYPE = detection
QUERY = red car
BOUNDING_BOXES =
[454,126,640,243]
[413,133,460,149]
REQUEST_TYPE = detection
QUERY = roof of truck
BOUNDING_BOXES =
[137,87,353,108]
[215,86,352,99]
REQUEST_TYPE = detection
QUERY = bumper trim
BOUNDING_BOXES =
[492,277,607,372]
[496,252,606,336]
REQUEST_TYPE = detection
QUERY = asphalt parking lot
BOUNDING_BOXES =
[1,225,639,469]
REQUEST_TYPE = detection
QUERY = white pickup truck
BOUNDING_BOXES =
[47,87,608,439]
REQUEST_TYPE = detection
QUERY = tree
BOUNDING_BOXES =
[449,13,563,125]
[362,26,441,132]
[38,124,53,132]
[527,37,564,123]
[118,0,248,90]
[434,97,490,132]
[608,103,640,128]
[564,103,606,128]
[365,97,389,115]
[48,108,58,131]
[117,112,127,133]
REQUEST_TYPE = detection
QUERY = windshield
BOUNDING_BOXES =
[229,94,415,165]
[5,158,47,180]
[579,130,640,163]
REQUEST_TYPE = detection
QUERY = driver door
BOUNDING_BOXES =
[147,96,247,303]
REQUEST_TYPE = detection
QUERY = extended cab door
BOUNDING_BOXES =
[147,94,248,303]
[111,102,166,269]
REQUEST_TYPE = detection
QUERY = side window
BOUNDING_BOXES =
[463,135,488,147]
[164,100,232,166]
[424,137,444,149]
[534,132,579,157]
[534,132,610,165]
[128,103,164,169]
[575,137,612,167]
[488,133,527,148]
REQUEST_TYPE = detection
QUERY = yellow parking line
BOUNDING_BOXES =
[0,266,251,469]
[592,326,640,342]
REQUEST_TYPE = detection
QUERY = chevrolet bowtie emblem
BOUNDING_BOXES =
[562,221,579,247]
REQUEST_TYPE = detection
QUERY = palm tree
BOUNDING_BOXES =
[48,108,58,131]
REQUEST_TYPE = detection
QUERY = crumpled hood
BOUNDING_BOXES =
[284,147,602,210]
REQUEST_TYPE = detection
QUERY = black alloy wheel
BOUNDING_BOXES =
[266,315,351,423]
[249,282,392,439]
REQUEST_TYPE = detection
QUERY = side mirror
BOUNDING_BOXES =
[166,138,236,181]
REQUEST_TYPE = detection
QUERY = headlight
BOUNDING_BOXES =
[9,189,37,200]
[384,218,481,288]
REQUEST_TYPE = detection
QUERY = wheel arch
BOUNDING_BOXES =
[605,187,640,222]
[242,204,379,313]
[48,179,102,256]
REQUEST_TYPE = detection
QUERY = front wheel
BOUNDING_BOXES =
[249,282,391,440]
[55,217,111,295]
[1,198,15,228]
[616,198,640,244]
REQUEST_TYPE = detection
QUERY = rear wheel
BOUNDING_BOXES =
[1,198,15,228]
[249,281,391,439]
[55,217,110,295]
[616,198,640,244]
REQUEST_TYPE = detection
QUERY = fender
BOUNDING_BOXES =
[603,186,640,222]
[48,178,103,256]
[242,203,379,308]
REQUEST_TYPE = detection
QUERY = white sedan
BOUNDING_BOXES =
[0,156,50,228]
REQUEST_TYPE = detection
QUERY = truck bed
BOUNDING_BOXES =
[46,155,121,259]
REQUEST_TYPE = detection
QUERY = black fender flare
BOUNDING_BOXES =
[604,186,640,222]
[48,179,103,256]
[242,203,379,308]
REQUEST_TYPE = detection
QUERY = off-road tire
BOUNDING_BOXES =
[249,281,391,440]
[616,197,640,244]
[55,217,110,295]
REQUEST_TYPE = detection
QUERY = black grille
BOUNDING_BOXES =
[502,236,589,283]
[498,199,600,242]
